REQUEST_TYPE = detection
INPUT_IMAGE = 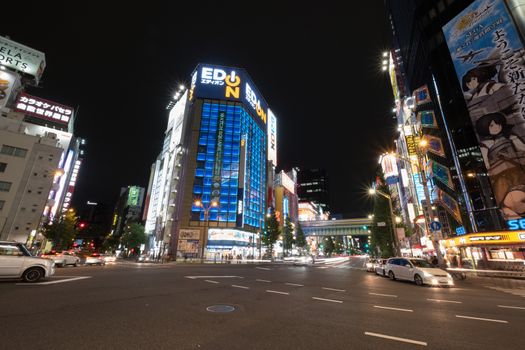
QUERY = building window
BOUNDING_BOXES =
[0,181,12,192]
[0,200,4,210]
[0,145,28,158]
[0,162,6,172]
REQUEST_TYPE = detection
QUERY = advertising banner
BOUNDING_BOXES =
[207,228,252,247]
[423,135,446,157]
[267,109,277,166]
[127,186,140,206]
[211,111,226,202]
[418,110,438,128]
[443,0,525,220]
[193,64,268,128]
[429,160,455,190]
[179,229,200,240]
[405,135,421,157]
[380,153,400,185]
[0,36,46,83]
[0,70,17,109]
[438,189,463,223]
[15,92,73,125]
[413,85,432,105]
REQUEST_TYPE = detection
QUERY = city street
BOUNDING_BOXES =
[1,257,524,349]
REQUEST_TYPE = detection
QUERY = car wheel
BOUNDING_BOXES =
[414,274,424,286]
[60,261,66,267]
[382,270,386,277]
[388,271,396,280]
[22,267,44,283]
[74,261,78,267]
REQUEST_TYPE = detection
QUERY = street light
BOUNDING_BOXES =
[368,187,401,256]
[194,199,218,262]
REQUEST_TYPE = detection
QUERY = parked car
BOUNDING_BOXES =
[84,253,106,266]
[0,241,55,282]
[365,258,378,272]
[375,259,389,277]
[41,251,80,267]
[385,257,454,286]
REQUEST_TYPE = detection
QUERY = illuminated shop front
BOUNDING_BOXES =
[443,231,525,270]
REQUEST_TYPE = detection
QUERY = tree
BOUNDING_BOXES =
[334,236,344,254]
[262,213,280,261]
[120,223,147,256]
[102,234,120,252]
[295,223,307,251]
[323,236,335,257]
[282,217,294,256]
[370,170,396,258]
[43,210,78,251]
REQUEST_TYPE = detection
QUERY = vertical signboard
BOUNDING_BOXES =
[267,109,277,166]
[444,0,525,220]
[211,111,226,202]
[128,186,140,206]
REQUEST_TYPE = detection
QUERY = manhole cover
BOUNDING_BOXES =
[206,305,235,313]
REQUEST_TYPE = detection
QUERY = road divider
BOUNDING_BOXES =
[369,292,397,298]
[364,332,427,346]
[312,297,343,304]
[374,305,413,313]
[427,298,462,304]
[497,305,525,310]
[322,287,346,292]
[266,290,289,295]
[285,283,304,287]
[455,315,508,323]
[231,285,250,289]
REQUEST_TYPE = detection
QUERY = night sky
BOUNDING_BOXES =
[4,2,395,219]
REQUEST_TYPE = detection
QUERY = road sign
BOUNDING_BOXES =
[429,221,442,231]
[377,222,386,227]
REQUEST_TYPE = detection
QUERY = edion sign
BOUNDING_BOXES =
[15,92,73,125]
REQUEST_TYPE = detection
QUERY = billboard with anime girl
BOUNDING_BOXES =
[443,0,525,220]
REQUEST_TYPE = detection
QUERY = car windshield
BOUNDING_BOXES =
[410,259,433,268]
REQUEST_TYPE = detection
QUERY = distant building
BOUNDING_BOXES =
[274,169,299,227]
[297,168,331,214]
[111,186,145,238]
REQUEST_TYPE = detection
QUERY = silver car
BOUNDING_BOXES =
[0,241,55,282]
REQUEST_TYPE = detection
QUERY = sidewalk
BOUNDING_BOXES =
[447,267,525,280]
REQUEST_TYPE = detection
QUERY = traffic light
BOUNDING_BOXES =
[78,222,88,230]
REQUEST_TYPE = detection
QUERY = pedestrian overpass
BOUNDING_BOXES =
[300,218,372,237]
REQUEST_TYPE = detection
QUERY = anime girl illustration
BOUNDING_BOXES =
[462,64,505,101]
[475,112,525,219]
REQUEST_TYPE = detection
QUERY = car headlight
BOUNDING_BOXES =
[446,273,452,279]
[423,271,434,278]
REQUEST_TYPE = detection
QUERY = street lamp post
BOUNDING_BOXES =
[194,199,218,263]
[369,188,401,256]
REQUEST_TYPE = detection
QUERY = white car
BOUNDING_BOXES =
[41,251,80,267]
[0,241,55,282]
[84,253,106,266]
[375,259,388,277]
[385,257,454,286]
[293,255,315,266]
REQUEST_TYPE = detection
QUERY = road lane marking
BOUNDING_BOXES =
[427,298,462,304]
[455,315,508,323]
[369,292,397,298]
[364,332,427,346]
[322,287,346,292]
[374,305,413,313]
[316,266,329,269]
[266,290,289,295]
[256,279,271,283]
[204,280,220,284]
[18,276,91,285]
[498,305,525,310]
[231,284,249,289]
[185,275,243,279]
[285,283,304,287]
[256,267,271,270]
[312,297,343,303]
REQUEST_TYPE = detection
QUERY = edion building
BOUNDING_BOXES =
[144,64,278,260]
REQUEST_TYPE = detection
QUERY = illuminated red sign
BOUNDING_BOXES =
[15,92,73,125]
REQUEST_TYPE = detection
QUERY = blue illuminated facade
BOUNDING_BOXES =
[191,100,266,230]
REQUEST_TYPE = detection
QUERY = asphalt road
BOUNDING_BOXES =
[1,257,524,350]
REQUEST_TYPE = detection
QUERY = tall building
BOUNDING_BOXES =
[274,169,299,228]
[145,64,277,260]
[111,186,145,238]
[0,35,81,245]
[297,168,331,214]
[384,0,525,266]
